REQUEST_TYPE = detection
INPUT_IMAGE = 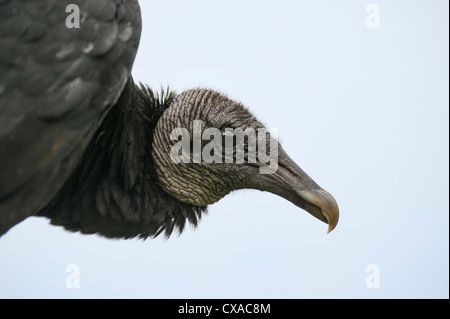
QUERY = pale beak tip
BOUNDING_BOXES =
[324,207,339,234]
[300,188,339,234]
[327,222,336,234]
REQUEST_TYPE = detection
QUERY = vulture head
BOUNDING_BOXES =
[152,89,339,233]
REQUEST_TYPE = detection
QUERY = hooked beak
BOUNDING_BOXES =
[250,145,339,233]
[298,188,339,233]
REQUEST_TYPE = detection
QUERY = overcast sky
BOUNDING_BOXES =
[0,0,448,298]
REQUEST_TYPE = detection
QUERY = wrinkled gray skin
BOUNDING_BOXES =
[153,89,339,233]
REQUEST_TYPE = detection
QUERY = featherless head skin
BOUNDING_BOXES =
[152,89,339,234]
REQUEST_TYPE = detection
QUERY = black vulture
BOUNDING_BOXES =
[0,0,339,239]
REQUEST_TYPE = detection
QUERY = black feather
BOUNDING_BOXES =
[0,0,143,235]
[37,79,207,239]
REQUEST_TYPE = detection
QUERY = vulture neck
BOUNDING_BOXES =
[38,78,207,239]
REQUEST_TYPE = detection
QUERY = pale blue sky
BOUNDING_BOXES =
[0,0,448,298]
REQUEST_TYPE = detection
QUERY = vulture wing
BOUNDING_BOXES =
[0,0,142,234]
